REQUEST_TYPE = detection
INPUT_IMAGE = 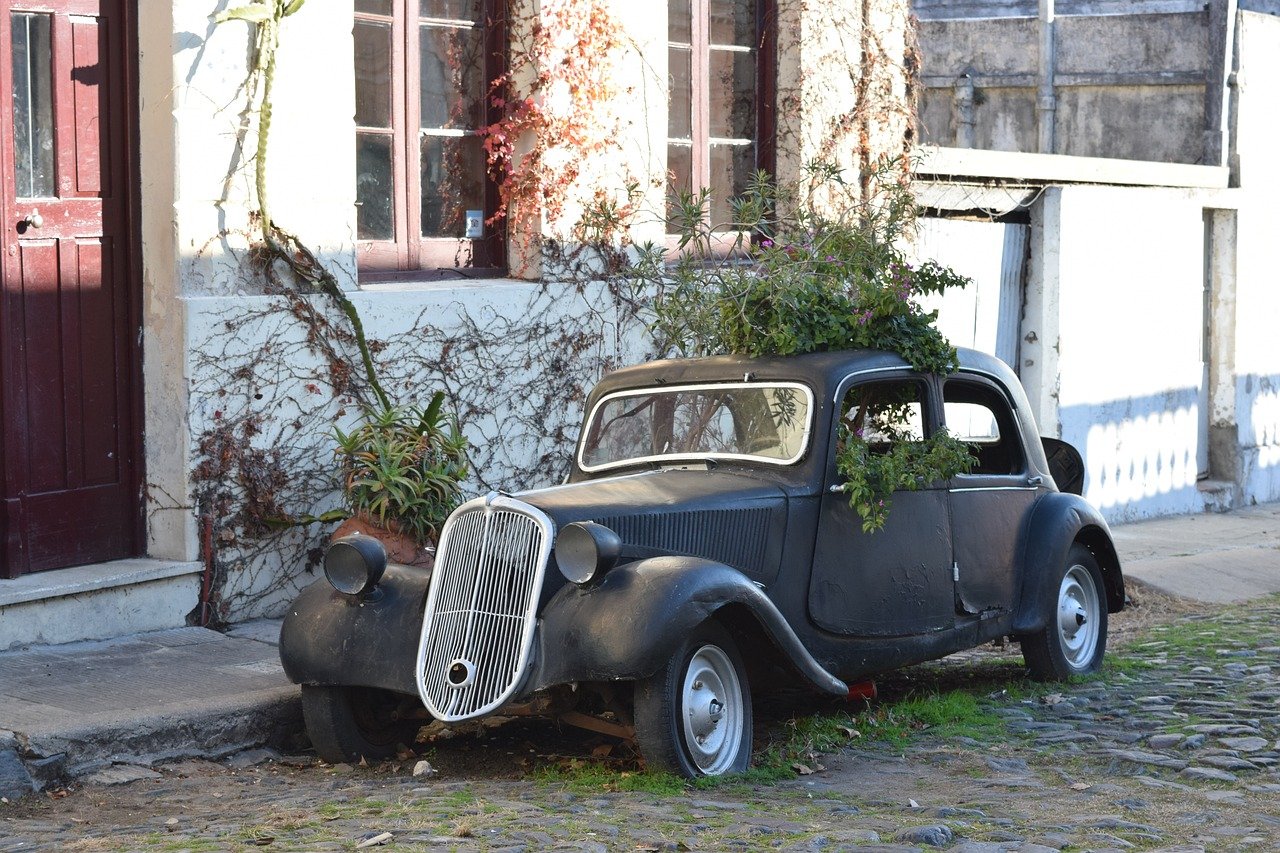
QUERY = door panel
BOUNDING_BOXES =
[810,489,955,636]
[944,376,1037,614]
[1,0,137,578]
[809,375,955,637]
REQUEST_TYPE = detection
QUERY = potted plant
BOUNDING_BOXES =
[330,392,469,567]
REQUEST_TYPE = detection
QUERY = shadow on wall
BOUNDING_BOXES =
[1058,376,1280,523]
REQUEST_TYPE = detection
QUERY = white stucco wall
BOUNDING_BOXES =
[185,280,648,619]
[1231,12,1280,505]
[1051,186,1211,522]
[133,0,916,622]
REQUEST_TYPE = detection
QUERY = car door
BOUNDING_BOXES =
[809,372,955,636]
[943,374,1039,615]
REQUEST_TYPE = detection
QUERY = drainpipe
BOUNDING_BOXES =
[1203,0,1238,173]
[1037,0,1057,154]
[954,73,976,149]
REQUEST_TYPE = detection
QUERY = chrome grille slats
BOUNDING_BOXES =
[415,496,553,721]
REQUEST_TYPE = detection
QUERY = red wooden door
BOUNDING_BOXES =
[0,0,139,578]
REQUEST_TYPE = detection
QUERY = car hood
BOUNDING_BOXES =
[515,469,789,584]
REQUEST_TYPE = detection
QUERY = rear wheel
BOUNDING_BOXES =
[1022,543,1108,681]
[633,620,752,777]
[301,685,423,764]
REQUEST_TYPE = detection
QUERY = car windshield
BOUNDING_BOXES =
[579,382,813,472]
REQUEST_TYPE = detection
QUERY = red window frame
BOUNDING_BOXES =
[355,0,506,278]
[667,0,776,239]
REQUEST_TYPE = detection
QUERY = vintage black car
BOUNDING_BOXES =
[281,348,1124,777]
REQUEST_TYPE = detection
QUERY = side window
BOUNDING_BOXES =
[943,380,1024,476]
[840,379,928,455]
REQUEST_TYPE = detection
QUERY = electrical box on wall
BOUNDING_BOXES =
[465,210,484,239]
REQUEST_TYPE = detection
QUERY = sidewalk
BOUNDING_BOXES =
[1112,501,1280,602]
[2,502,1278,800]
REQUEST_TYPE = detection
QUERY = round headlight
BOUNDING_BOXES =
[324,533,388,595]
[555,522,622,586]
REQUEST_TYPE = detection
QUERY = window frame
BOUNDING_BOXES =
[354,0,507,279]
[942,376,1028,479]
[666,0,777,243]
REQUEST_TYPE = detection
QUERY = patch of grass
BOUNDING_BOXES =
[533,761,687,795]
[1102,654,1160,674]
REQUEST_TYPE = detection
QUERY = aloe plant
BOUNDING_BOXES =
[334,392,469,545]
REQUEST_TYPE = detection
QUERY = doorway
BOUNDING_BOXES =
[1,0,140,578]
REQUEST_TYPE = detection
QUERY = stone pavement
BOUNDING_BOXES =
[0,501,1277,807]
[1,595,1277,851]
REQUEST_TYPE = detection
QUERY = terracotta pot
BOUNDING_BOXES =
[331,515,435,570]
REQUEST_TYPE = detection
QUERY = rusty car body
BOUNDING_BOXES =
[280,348,1124,776]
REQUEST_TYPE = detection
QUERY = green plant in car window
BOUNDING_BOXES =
[334,392,470,545]
[629,158,976,529]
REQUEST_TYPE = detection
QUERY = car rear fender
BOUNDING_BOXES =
[528,556,847,696]
[278,563,432,695]
[1012,492,1126,635]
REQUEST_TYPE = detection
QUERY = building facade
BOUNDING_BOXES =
[0,0,914,646]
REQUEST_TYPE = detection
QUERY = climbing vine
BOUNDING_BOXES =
[181,0,928,621]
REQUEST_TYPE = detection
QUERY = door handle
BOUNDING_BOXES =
[1027,475,1043,487]
[20,209,43,229]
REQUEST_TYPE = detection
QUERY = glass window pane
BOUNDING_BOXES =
[355,0,393,15]
[354,20,392,128]
[667,142,692,222]
[709,142,753,227]
[668,46,691,139]
[709,0,755,47]
[668,0,691,43]
[421,0,481,20]
[356,133,394,240]
[420,134,484,238]
[709,48,755,140]
[843,381,927,450]
[11,12,55,199]
[581,384,811,471]
[420,23,484,131]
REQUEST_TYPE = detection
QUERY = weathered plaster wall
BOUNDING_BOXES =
[1050,186,1211,522]
[916,11,1210,163]
[140,0,915,622]
[185,282,648,620]
[1230,12,1280,504]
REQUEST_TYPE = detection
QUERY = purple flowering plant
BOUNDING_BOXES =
[627,158,975,530]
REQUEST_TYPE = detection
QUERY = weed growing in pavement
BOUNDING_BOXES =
[532,761,687,795]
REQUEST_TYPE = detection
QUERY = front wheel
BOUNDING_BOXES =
[301,685,423,764]
[1021,543,1108,681]
[633,620,752,777]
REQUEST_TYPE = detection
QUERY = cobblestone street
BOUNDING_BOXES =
[3,592,1278,852]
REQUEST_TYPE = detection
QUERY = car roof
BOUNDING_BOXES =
[589,347,1021,403]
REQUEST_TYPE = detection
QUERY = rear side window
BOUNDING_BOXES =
[943,380,1023,475]
[840,379,929,454]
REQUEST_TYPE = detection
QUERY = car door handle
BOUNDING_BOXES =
[1027,475,1043,487]
[828,483,844,494]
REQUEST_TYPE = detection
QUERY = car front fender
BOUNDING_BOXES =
[527,556,847,696]
[1012,492,1125,635]
[278,563,432,695]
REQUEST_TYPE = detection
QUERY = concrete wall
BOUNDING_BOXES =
[916,9,1211,163]
[915,1,1210,19]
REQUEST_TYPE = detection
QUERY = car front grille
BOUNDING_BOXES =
[414,495,553,721]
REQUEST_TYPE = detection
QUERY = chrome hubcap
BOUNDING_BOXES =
[681,644,743,775]
[1057,564,1100,670]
